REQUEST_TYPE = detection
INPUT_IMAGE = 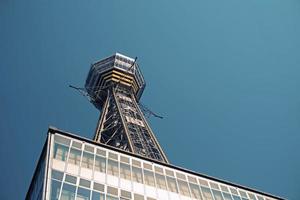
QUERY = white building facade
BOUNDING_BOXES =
[26,127,282,200]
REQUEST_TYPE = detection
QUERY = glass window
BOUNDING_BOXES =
[132,167,143,183]
[51,170,64,181]
[93,183,104,192]
[81,152,94,169]
[50,180,61,200]
[166,176,178,193]
[248,193,257,200]
[95,156,106,173]
[107,159,119,176]
[68,148,82,165]
[76,187,91,200]
[54,135,71,146]
[144,170,155,187]
[92,191,105,200]
[79,179,91,188]
[155,173,167,190]
[65,175,77,184]
[53,143,69,161]
[201,187,214,200]
[189,183,202,199]
[230,188,239,196]
[223,193,233,200]
[178,180,190,197]
[61,183,76,200]
[256,196,264,200]
[107,186,118,196]
[134,193,144,200]
[212,190,224,200]
[120,163,131,180]
[96,149,106,157]
[120,190,131,199]
[232,196,242,200]
[106,195,119,200]
[72,141,82,149]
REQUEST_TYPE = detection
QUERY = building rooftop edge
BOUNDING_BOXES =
[47,125,285,200]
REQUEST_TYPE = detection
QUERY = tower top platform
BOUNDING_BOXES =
[85,53,145,109]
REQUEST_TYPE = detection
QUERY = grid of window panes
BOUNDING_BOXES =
[49,133,278,200]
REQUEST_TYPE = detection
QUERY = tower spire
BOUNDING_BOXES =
[85,53,168,163]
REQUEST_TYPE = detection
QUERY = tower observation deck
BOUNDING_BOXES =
[85,53,168,163]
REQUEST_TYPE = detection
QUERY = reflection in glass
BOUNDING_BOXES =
[155,173,167,190]
[81,152,94,169]
[60,183,76,200]
[189,183,202,199]
[132,167,143,183]
[144,170,155,187]
[120,163,131,180]
[106,195,118,200]
[178,180,191,197]
[68,148,82,165]
[53,143,69,161]
[223,192,233,200]
[65,175,77,184]
[50,180,61,200]
[233,195,242,200]
[212,189,224,200]
[107,159,119,176]
[166,176,178,193]
[51,170,64,181]
[91,191,105,200]
[76,187,90,200]
[95,156,106,173]
[201,187,214,200]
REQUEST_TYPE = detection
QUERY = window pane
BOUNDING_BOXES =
[248,193,257,200]
[95,156,106,173]
[81,152,94,169]
[50,180,61,200]
[132,167,143,183]
[107,159,119,176]
[233,196,242,200]
[68,148,82,165]
[76,187,90,200]
[120,163,131,180]
[212,190,224,200]
[178,180,190,197]
[189,183,202,200]
[106,195,119,200]
[61,183,76,200]
[51,170,64,181]
[144,170,155,187]
[166,176,178,193]
[53,143,69,161]
[65,175,77,184]
[92,191,105,200]
[201,187,214,200]
[223,193,233,200]
[79,179,91,188]
[155,173,167,190]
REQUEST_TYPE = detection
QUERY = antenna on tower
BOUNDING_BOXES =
[69,84,109,106]
[139,102,163,119]
[69,84,164,119]
[69,85,95,102]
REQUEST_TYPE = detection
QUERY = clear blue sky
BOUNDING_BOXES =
[0,0,299,199]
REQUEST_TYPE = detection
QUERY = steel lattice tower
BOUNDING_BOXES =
[85,53,168,163]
